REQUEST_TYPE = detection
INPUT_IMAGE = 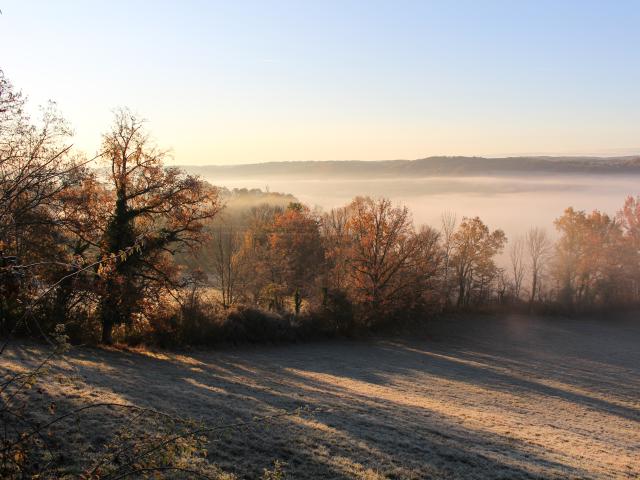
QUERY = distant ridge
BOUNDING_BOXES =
[184,155,640,179]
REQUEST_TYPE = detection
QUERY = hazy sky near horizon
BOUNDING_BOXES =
[1,1,639,165]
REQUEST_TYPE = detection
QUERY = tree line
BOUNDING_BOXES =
[1,68,639,347]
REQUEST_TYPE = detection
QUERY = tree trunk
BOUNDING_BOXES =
[101,315,114,344]
[529,271,538,310]
[51,280,72,323]
[457,279,465,307]
[99,189,135,343]
[294,288,302,315]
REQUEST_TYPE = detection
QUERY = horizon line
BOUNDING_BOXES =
[179,152,640,168]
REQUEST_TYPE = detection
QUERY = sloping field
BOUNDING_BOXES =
[2,314,639,479]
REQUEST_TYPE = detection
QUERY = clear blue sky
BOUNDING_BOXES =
[1,1,639,164]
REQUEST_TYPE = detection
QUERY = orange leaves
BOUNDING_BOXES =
[449,216,506,306]
[324,197,440,322]
[618,196,640,248]
[553,206,633,305]
[98,111,222,337]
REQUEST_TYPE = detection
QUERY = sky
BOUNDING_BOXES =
[1,0,639,165]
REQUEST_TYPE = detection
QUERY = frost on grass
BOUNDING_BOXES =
[1,314,639,479]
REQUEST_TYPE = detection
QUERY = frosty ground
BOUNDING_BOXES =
[2,314,639,479]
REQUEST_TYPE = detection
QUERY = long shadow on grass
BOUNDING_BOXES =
[56,343,593,479]
[9,312,637,480]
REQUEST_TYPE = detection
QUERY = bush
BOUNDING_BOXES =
[138,288,357,348]
[222,306,294,343]
[321,289,356,336]
[143,291,301,348]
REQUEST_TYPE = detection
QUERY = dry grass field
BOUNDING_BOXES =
[2,314,639,479]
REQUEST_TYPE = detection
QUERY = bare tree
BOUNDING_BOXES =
[0,69,82,332]
[440,211,457,307]
[212,224,244,308]
[525,227,550,306]
[509,235,526,300]
[0,69,76,252]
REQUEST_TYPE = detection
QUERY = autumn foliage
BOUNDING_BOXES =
[1,68,640,348]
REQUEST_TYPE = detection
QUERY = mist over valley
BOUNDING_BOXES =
[191,156,640,242]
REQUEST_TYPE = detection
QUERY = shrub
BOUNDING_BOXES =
[221,306,295,344]
[321,288,356,336]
